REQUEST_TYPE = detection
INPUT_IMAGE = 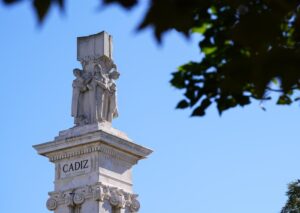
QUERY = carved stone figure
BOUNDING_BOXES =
[106,67,120,122]
[71,57,120,126]
[93,63,109,123]
[71,68,89,126]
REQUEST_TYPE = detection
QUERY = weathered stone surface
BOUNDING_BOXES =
[77,32,113,61]
[46,182,140,212]
[34,31,152,213]
[34,124,152,212]
[55,122,129,141]
[72,31,119,126]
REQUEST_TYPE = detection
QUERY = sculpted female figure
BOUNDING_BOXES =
[92,64,109,123]
[71,68,88,125]
[106,67,120,122]
[71,61,120,126]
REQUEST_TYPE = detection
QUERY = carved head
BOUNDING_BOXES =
[109,69,120,80]
[73,69,82,78]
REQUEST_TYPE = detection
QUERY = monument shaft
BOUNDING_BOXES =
[34,32,152,213]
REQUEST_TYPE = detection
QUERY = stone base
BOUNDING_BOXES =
[55,122,130,141]
[33,123,152,213]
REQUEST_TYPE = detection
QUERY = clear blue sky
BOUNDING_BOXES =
[1,1,300,212]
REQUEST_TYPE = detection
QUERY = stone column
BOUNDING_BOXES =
[33,31,152,213]
[34,123,152,213]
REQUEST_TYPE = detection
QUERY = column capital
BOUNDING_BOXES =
[46,182,140,212]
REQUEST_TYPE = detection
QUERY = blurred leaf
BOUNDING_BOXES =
[272,78,279,85]
[56,0,64,10]
[176,100,189,109]
[170,72,185,89]
[202,46,217,55]
[192,98,211,116]
[33,0,51,22]
[103,0,137,8]
[192,23,212,34]
[3,0,20,4]
[277,95,292,105]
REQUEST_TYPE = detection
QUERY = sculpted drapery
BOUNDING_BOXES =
[71,56,120,126]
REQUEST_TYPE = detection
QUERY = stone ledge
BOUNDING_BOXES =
[55,122,129,141]
[33,124,152,161]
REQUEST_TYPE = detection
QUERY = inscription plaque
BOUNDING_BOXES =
[60,157,91,178]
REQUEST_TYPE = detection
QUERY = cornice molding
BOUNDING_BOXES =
[33,126,152,162]
[48,143,137,164]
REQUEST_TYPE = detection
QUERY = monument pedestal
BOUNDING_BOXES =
[33,123,152,213]
[34,31,151,213]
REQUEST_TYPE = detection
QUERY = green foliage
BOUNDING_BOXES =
[167,0,300,116]
[134,0,300,116]
[281,180,300,213]
[3,0,300,116]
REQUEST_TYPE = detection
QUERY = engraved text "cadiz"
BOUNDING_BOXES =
[62,160,89,173]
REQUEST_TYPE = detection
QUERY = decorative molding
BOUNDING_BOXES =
[73,193,85,205]
[47,182,140,212]
[33,128,153,162]
[49,143,138,165]
[129,195,140,212]
[46,198,57,210]
[65,192,74,207]
[109,188,125,208]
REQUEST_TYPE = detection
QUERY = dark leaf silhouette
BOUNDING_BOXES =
[176,100,189,109]
[3,0,20,4]
[33,0,51,22]
[103,0,137,8]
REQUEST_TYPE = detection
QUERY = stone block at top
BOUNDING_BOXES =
[77,31,113,61]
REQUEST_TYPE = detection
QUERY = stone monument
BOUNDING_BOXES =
[33,31,152,213]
